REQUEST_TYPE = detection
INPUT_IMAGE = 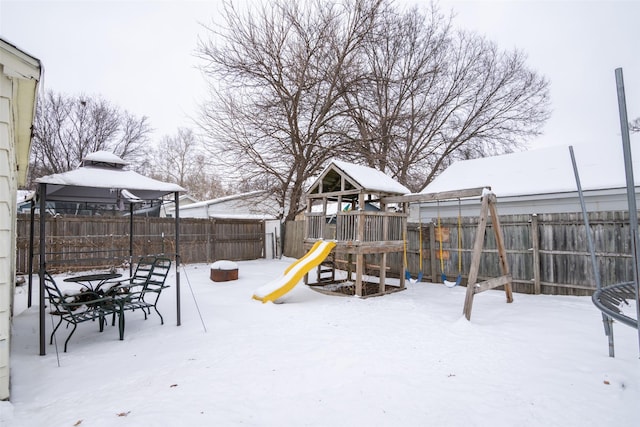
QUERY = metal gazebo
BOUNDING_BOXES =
[30,151,185,355]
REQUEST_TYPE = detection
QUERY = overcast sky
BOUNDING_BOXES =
[1,0,638,151]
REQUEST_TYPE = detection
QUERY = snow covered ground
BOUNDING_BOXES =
[3,258,639,427]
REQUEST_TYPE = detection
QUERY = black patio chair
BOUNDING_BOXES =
[108,257,172,326]
[103,255,157,292]
[43,272,122,352]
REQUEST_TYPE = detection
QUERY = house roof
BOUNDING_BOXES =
[1,37,42,186]
[308,159,410,196]
[421,141,640,198]
[180,190,268,210]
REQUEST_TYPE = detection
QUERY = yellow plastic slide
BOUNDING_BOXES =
[252,240,336,303]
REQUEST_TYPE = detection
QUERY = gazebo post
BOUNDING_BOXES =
[175,191,181,326]
[27,198,35,307]
[129,202,134,277]
[38,183,46,356]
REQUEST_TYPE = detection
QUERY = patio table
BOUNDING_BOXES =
[63,272,122,293]
[61,272,125,340]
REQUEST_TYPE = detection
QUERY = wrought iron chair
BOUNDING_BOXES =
[107,257,172,326]
[43,272,122,352]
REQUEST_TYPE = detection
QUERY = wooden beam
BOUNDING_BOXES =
[382,187,490,204]
[333,241,404,254]
[306,189,362,199]
[379,253,387,293]
[473,275,512,293]
[463,194,490,320]
[463,194,514,320]
[355,253,364,296]
[488,195,514,303]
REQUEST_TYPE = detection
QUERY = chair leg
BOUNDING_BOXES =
[118,310,125,340]
[50,317,64,345]
[153,306,164,325]
[64,324,78,352]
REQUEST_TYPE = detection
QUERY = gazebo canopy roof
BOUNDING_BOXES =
[36,151,184,203]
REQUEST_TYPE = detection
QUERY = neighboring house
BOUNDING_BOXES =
[178,190,282,258]
[178,190,280,220]
[0,38,41,400]
[160,193,199,218]
[16,189,33,213]
[418,142,640,220]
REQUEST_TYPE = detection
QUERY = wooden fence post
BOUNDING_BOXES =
[429,222,437,283]
[206,220,212,263]
[531,214,541,294]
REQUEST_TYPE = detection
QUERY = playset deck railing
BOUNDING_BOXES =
[305,211,405,243]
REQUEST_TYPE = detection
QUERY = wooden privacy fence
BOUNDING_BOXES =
[283,211,638,296]
[16,214,265,273]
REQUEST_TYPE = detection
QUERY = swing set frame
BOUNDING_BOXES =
[387,186,513,320]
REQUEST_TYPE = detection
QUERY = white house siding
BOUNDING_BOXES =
[0,39,41,401]
[264,219,281,259]
[205,198,267,217]
[0,66,17,400]
[183,205,209,218]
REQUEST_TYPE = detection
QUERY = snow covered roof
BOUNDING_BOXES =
[36,152,184,203]
[181,190,268,210]
[82,150,129,168]
[421,142,640,198]
[207,212,275,220]
[309,159,410,197]
[16,190,33,204]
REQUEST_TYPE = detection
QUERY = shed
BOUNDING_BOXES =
[0,37,41,400]
[418,142,640,220]
[304,159,410,297]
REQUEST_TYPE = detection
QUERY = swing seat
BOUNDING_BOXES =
[405,270,423,284]
[443,274,462,288]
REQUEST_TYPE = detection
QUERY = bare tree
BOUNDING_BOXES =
[197,0,549,209]
[29,91,152,184]
[343,4,550,192]
[148,128,226,201]
[197,0,383,221]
